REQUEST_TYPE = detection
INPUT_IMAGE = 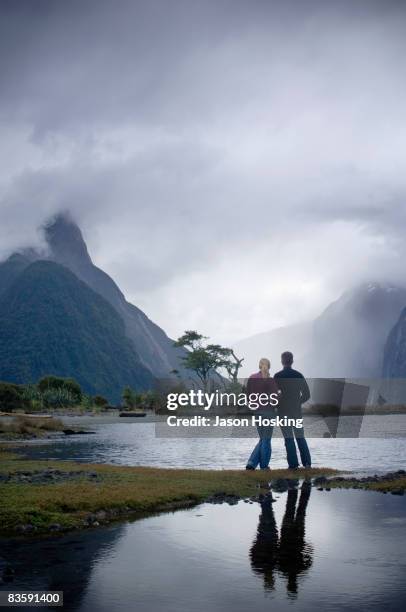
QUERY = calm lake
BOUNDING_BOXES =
[13,415,406,473]
[1,487,405,611]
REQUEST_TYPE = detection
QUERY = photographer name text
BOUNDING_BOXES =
[166,415,303,428]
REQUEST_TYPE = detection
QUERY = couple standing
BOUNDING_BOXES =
[245,352,311,471]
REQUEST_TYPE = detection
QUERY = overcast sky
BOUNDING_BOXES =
[1,0,406,344]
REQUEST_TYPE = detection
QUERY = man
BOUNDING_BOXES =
[274,351,311,469]
[245,358,279,470]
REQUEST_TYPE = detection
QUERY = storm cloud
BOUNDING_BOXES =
[1,0,406,343]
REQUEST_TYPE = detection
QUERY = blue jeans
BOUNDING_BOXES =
[247,424,274,469]
[280,424,311,468]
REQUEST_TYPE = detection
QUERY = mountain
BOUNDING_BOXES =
[233,321,312,377]
[234,283,406,379]
[43,214,186,376]
[0,252,35,299]
[383,307,406,377]
[309,283,406,378]
[0,260,154,402]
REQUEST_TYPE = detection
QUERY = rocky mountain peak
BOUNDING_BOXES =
[43,212,92,267]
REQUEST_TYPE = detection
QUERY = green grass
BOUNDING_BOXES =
[0,448,404,537]
[0,448,339,535]
[326,475,406,493]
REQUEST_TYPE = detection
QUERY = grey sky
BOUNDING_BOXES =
[1,0,406,343]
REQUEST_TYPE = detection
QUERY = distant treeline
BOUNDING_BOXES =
[0,376,162,413]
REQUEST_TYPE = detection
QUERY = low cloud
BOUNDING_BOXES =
[1,0,406,343]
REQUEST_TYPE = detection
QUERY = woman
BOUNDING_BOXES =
[245,358,279,470]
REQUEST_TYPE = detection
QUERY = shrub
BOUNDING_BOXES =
[133,390,161,410]
[38,375,62,393]
[0,382,25,412]
[81,395,94,410]
[63,378,83,402]
[93,395,109,408]
[41,388,78,408]
[0,415,64,435]
[15,415,64,431]
[37,376,82,404]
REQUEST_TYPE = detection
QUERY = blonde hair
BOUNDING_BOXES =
[259,357,271,369]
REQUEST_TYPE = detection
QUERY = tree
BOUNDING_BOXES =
[214,347,244,383]
[173,331,242,391]
[122,386,137,409]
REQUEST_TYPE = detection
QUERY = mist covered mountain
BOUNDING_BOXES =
[2,213,405,395]
[310,283,406,378]
[383,307,406,378]
[0,251,37,299]
[234,321,312,377]
[0,260,154,401]
[235,283,406,379]
[0,213,188,399]
[43,214,185,376]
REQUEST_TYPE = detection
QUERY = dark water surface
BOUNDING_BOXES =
[1,488,405,611]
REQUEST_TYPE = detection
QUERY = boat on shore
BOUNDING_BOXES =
[119,411,147,418]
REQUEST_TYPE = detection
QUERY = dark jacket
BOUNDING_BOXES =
[274,367,310,418]
[246,371,279,415]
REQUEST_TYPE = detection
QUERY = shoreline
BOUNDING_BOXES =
[1,409,406,443]
[0,448,405,539]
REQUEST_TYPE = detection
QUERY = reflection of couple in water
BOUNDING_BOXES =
[250,481,313,596]
[246,351,312,471]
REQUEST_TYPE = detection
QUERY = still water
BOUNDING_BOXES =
[14,415,406,473]
[1,488,405,611]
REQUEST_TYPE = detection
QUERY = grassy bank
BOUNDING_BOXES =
[326,474,406,493]
[0,448,337,536]
[0,448,404,538]
[0,416,65,440]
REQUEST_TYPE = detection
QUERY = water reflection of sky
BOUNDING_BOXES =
[85,490,406,612]
[1,489,405,611]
